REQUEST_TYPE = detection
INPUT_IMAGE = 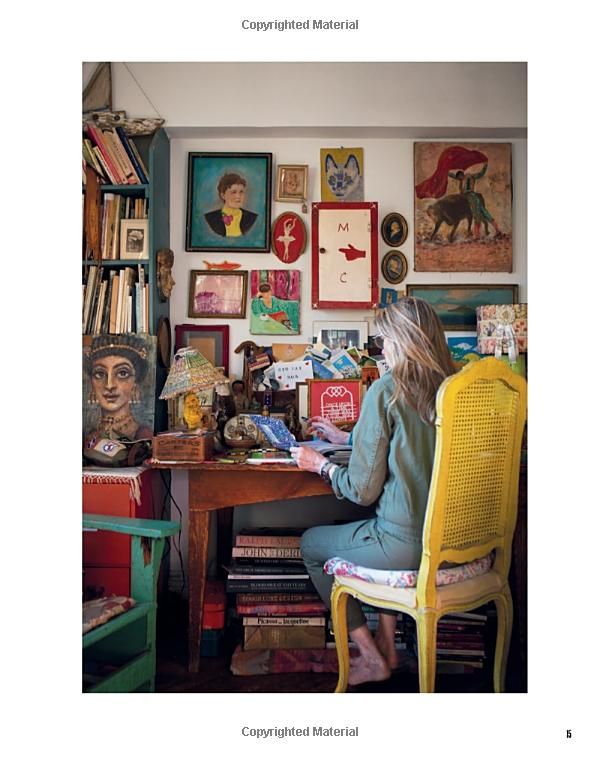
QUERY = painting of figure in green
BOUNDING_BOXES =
[250,270,301,335]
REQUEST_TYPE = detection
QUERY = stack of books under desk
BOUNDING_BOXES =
[226,528,329,659]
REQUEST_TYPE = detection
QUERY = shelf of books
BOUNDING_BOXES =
[82,124,169,338]
[82,123,170,429]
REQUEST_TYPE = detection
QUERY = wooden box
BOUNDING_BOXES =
[152,431,214,462]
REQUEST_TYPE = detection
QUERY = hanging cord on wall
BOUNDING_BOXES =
[121,63,164,119]
[159,469,186,596]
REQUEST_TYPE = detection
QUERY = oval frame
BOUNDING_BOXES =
[271,211,307,264]
[381,212,408,247]
[381,250,408,285]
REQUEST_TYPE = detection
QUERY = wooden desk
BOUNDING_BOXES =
[153,461,330,672]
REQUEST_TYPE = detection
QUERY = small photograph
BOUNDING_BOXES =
[381,212,408,247]
[276,164,308,202]
[381,250,408,285]
[379,287,399,307]
[120,219,148,260]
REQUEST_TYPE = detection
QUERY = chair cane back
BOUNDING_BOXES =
[330,357,527,692]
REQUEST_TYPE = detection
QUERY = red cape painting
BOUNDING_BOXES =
[414,143,513,272]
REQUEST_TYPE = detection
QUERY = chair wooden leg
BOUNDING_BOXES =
[493,589,513,693]
[330,584,350,693]
[416,611,438,693]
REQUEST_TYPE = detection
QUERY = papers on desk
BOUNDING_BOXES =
[299,439,352,464]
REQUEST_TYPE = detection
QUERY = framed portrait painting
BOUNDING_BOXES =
[381,250,408,284]
[381,212,408,247]
[406,284,518,331]
[174,324,230,375]
[188,270,248,319]
[311,202,379,309]
[414,142,513,272]
[185,152,272,253]
[83,334,157,443]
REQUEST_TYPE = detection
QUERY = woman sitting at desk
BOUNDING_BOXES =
[290,298,456,686]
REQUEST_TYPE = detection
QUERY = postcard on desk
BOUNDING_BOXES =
[249,415,298,451]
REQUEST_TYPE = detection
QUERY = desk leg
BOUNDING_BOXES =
[188,509,210,673]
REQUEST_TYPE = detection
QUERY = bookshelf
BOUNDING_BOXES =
[82,126,170,431]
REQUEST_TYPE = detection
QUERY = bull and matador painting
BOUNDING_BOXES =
[414,142,513,272]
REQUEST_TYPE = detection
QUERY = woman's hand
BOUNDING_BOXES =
[306,416,351,445]
[290,446,327,474]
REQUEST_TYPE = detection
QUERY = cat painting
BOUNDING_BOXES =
[320,147,364,202]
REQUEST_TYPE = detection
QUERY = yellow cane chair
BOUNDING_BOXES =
[330,357,527,693]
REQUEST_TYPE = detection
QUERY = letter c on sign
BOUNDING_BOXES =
[340,272,347,283]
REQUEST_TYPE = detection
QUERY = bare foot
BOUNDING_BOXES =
[374,633,399,671]
[348,654,391,686]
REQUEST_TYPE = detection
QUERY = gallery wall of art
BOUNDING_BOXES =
[169,135,526,380]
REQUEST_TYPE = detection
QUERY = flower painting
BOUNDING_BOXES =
[250,269,301,335]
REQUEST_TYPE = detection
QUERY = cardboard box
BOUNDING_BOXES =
[152,431,214,462]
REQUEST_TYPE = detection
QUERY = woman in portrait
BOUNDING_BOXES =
[204,173,258,237]
[84,334,153,444]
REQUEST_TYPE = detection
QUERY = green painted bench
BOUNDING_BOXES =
[83,513,180,693]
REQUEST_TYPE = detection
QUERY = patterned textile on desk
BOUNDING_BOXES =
[83,596,136,634]
[323,553,493,589]
[81,465,147,506]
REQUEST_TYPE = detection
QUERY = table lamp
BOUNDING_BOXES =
[159,347,223,431]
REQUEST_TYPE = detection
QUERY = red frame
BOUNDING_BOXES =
[311,202,379,309]
[174,324,229,375]
[271,211,307,263]
[307,379,362,423]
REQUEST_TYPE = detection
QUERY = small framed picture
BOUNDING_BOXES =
[381,212,408,247]
[307,379,362,423]
[381,250,408,284]
[188,270,248,319]
[313,320,369,351]
[120,219,148,260]
[276,164,308,202]
[271,212,307,263]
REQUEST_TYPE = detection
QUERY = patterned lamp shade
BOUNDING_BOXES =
[159,347,222,399]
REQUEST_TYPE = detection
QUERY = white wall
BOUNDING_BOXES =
[88,62,527,587]
[86,62,526,131]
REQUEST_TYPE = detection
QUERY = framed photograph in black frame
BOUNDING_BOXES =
[381,212,408,247]
[381,250,408,284]
[174,324,230,375]
[185,152,272,252]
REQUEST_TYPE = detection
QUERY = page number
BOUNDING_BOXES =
[566,729,572,739]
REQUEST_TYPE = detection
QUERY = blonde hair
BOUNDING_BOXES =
[374,297,456,424]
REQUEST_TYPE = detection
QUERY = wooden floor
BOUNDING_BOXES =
[155,593,526,694]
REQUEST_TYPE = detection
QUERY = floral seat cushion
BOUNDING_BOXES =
[324,553,493,589]
[83,595,136,634]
